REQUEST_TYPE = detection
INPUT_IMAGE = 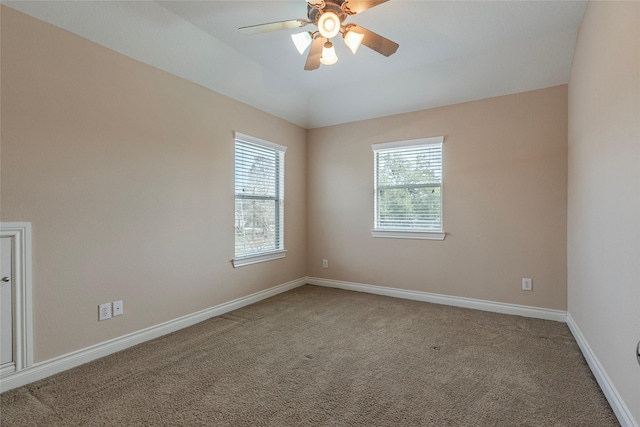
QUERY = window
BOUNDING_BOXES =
[232,133,286,267]
[372,137,445,240]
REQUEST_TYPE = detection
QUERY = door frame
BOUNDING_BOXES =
[0,222,33,375]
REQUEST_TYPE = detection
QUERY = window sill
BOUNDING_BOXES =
[232,250,287,268]
[371,229,446,240]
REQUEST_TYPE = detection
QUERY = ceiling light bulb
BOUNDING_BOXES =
[317,12,340,39]
[291,31,313,54]
[320,41,338,65]
[343,29,364,54]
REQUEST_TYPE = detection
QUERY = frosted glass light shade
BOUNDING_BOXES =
[318,12,340,39]
[320,41,338,65]
[343,29,364,54]
[291,32,313,54]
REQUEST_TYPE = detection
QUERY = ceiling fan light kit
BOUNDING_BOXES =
[291,31,313,54]
[239,0,399,70]
[320,41,338,65]
[343,26,364,54]
[317,11,341,38]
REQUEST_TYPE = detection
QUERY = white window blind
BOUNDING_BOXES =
[234,134,285,260]
[373,137,443,233]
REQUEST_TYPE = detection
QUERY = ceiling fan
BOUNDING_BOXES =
[238,0,399,70]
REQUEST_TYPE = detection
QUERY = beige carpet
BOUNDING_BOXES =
[1,285,618,426]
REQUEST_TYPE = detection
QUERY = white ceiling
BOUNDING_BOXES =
[4,1,587,128]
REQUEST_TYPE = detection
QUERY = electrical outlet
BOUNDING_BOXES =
[522,278,532,291]
[113,300,123,316]
[99,303,112,321]
[322,259,328,269]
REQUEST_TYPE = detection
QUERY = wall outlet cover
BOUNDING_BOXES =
[99,303,112,321]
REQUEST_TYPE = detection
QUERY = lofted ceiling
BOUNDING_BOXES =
[3,1,587,129]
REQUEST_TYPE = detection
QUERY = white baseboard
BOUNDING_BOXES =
[566,313,638,427]
[307,277,567,322]
[0,277,307,393]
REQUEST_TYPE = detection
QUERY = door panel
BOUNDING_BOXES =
[0,236,13,366]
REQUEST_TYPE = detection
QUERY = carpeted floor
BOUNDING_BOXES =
[0,285,618,426]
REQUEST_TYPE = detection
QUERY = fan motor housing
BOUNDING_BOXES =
[308,1,349,24]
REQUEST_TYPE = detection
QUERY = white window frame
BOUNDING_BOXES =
[232,132,287,268]
[371,136,445,240]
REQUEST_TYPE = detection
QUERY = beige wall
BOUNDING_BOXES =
[568,1,640,423]
[307,86,568,310]
[0,6,307,362]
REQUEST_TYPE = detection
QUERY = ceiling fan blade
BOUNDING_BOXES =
[239,19,308,35]
[342,0,389,15]
[350,25,399,57]
[304,36,324,70]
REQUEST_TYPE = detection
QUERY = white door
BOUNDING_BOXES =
[0,236,14,368]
